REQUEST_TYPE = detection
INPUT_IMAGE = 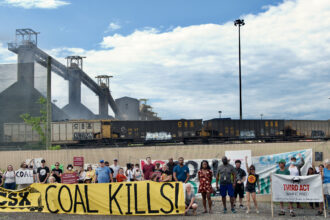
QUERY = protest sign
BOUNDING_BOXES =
[0,181,185,215]
[61,173,78,184]
[73,157,84,167]
[15,169,34,184]
[271,174,323,202]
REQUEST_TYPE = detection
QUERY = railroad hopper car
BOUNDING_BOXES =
[203,119,285,141]
[3,119,203,145]
[284,120,330,139]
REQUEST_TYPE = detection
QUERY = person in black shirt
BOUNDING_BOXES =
[51,162,62,183]
[234,160,246,209]
[245,156,260,214]
[37,159,50,183]
[167,158,176,175]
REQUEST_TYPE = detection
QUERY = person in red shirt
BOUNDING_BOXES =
[116,168,127,182]
[142,157,155,180]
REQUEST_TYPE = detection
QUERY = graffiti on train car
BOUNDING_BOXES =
[73,133,94,140]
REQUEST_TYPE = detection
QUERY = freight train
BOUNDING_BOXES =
[2,119,329,146]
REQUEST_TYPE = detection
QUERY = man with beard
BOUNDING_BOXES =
[216,156,236,213]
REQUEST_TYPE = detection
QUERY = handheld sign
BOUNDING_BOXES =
[15,169,34,184]
[73,157,84,167]
[61,173,78,184]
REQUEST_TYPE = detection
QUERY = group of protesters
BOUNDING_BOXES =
[0,155,329,217]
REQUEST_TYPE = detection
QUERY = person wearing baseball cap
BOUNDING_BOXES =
[95,159,113,183]
[276,159,294,217]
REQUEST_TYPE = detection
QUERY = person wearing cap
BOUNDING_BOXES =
[85,164,95,183]
[37,159,50,184]
[96,160,113,183]
[275,159,295,217]
[110,159,121,182]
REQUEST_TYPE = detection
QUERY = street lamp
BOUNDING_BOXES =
[260,114,263,120]
[218,111,222,119]
[234,19,245,120]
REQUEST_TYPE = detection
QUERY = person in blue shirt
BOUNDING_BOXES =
[322,160,330,213]
[173,157,190,183]
[96,160,113,183]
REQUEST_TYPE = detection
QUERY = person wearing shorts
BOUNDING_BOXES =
[216,156,236,213]
[234,160,246,209]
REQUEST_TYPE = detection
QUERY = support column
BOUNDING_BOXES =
[17,45,35,87]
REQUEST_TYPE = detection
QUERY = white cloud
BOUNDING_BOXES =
[104,22,121,33]
[2,0,330,120]
[1,0,70,9]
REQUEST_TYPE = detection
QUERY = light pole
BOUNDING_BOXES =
[218,111,222,119]
[260,114,263,120]
[234,19,245,120]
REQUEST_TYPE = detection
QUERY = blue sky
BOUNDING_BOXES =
[0,0,329,120]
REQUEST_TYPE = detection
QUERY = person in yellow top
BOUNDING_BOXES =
[85,164,96,183]
[65,164,75,174]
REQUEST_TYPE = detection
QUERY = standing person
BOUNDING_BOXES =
[133,164,143,181]
[3,165,16,190]
[167,158,176,175]
[17,162,31,190]
[37,159,50,184]
[29,165,37,183]
[116,168,127,182]
[216,156,236,213]
[306,167,319,209]
[110,159,121,182]
[78,166,86,183]
[234,159,246,209]
[160,164,172,182]
[322,160,330,214]
[198,160,213,213]
[173,157,190,183]
[275,159,295,217]
[85,165,95,183]
[125,163,134,182]
[185,183,198,215]
[51,162,62,183]
[245,156,260,214]
[289,154,304,209]
[143,157,155,180]
[96,160,113,183]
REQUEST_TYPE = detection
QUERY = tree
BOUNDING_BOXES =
[20,97,47,145]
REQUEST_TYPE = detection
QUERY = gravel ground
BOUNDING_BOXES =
[0,199,328,220]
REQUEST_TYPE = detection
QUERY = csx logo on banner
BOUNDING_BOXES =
[0,181,185,215]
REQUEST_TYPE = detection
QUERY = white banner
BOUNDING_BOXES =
[271,174,323,202]
[15,169,34,184]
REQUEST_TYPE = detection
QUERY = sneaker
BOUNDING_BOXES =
[231,208,236,213]
[246,210,250,214]
[278,210,285,216]
[256,210,260,214]
[316,211,323,216]
[290,211,296,217]
[223,208,227,214]
[240,204,244,209]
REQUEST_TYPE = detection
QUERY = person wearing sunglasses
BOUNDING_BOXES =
[245,156,260,214]
[51,162,62,183]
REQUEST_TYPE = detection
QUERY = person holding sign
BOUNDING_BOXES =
[275,159,295,217]
[216,156,237,214]
[51,162,62,183]
[16,162,32,190]
[244,156,260,214]
[198,160,213,213]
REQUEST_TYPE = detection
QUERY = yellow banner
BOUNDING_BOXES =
[0,181,185,215]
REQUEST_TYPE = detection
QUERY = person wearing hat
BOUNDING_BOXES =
[275,159,295,217]
[85,164,95,183]
[110,159,121,182]
[96,160,113,183]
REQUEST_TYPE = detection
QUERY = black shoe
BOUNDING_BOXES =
[290,211,296,217]
[278,211,285,216]
[316,211,323,216]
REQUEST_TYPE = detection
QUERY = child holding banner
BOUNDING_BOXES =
[245,156,260,214]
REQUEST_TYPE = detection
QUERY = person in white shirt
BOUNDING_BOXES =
[126,163,134,182]
[133,163,143,181]
[110,159,121,182]
[3,165,16,190]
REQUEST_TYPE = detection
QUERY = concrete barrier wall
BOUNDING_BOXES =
[0,141,328,169]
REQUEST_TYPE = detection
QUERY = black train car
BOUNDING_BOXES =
[203,119,285,141]
[284,120,330,139]
[109,119,203,144]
